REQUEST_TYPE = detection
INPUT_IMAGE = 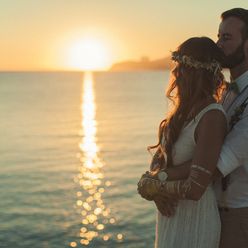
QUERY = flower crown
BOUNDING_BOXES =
[171,51,222,74]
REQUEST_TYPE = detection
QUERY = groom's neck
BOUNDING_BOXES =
[230,61,248,80]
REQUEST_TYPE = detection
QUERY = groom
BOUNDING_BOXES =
[155,8,248,248]
[214,8,248,248]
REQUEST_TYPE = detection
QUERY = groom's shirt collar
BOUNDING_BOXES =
[231,70,248,93]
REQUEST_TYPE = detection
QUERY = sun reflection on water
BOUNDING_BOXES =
[71,72,123,247]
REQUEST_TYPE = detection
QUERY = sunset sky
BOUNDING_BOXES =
[1,1,247,71]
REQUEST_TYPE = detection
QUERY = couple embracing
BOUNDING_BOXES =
[138,8,248,248]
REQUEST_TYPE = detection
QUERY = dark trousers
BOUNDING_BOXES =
[219,207,248,248]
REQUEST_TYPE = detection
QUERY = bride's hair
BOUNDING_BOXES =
[148,37,225,167]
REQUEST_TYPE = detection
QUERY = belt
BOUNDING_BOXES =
[218,206,248,213]
[218,207,229,212]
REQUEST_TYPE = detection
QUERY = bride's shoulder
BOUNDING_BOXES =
[196,103,226,121]
[196,105,227,136]
[202,102,225,112]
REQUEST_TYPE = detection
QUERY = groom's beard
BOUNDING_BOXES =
[222,41,245,69]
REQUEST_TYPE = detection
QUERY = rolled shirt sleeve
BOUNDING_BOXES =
[217,113,248,177]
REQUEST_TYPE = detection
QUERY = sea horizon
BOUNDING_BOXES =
[0,71,169,247]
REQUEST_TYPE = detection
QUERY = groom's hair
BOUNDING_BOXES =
[221,8,248,40]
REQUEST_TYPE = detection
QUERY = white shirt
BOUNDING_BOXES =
[215,70,248,208]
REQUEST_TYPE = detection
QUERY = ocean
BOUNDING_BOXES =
[0,71,169,248]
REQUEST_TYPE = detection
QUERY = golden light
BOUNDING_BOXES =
[68,38,111,71]
[72,72,123,245]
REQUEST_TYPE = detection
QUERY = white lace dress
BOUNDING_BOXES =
[155,103,225,248]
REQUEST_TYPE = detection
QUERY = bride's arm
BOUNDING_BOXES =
[160,109,227,201]
[165,160,191,181]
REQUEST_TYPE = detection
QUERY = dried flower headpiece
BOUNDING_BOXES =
[171,51,222,74]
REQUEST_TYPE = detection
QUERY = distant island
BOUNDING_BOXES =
[109,56,172,71]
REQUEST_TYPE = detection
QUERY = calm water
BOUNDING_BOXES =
[0,71,169,248]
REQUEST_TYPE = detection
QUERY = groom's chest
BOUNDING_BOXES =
[222,88,248,121]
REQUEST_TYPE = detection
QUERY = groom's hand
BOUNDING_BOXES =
[154,195,178,217]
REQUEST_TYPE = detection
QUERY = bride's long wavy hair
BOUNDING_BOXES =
[148,37,225,167]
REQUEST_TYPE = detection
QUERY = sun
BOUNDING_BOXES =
[67,38,112,71]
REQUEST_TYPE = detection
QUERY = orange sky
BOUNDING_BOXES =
[1,1,247,71]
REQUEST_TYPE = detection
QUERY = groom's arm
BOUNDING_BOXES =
[215,114,248,176]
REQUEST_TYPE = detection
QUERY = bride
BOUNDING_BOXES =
[138,37,227,248]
